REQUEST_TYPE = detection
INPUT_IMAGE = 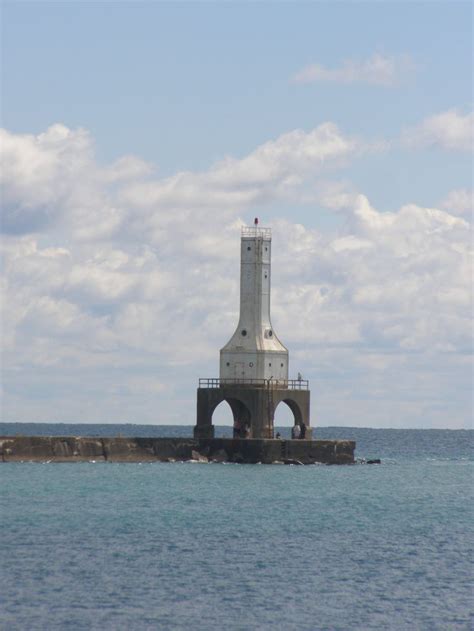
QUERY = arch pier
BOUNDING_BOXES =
[194,378,312,440]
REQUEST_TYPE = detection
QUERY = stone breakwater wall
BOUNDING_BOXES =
[0,436,355,465]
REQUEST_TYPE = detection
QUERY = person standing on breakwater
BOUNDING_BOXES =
[300,423,306,439]
[233,419,241,438]
[291,423,301,440]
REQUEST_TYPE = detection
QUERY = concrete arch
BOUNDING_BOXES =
[210,398,235,426]
[196,388,254,438]
[210,397,251,427]
[195,385,311,439]
[225,398,251,426]
[274,398,303,426]
[206,395,251,422]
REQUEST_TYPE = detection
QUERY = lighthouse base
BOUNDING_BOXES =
[194,383,311,440]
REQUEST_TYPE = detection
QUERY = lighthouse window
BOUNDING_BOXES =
[268,330,273,337]
[281,363,284,367]
[241,329,247,336]
[226,362,230,367]
[247,246,251,251]
[249,362,253,367]
[269,363,272,367]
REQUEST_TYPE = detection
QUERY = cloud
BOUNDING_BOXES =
[1,124,472,428]
[103,155,153,183]
[0,124,86,233]
[0,124,150,238]
[440,189,473,217]
[402,109,474,152]
[272,195,471,350]
[119,122,361,215]
[292,53,415,86]
[1,121,365,248]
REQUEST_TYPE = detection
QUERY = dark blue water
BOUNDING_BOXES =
[1,425,473,630]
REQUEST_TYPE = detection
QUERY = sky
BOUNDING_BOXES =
[1,1,472,428]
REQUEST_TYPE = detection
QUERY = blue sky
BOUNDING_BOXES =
[1,1,472,428]
[4,2,471,205]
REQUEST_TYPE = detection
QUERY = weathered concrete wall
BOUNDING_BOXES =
[195,386,311,440]
[0,436,355,465]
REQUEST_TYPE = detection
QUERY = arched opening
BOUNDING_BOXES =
[273,399,303,439]
[211,400,234,438]
[211,398,251,438]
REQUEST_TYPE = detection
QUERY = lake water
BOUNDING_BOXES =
[1,424,473,630]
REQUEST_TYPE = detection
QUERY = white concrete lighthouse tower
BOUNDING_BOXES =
[195,220,311,440]
[220,221,288,383]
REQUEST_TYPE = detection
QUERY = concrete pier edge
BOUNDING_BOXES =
[0,436,355,465]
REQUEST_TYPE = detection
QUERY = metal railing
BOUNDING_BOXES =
[241,226,271,239]
[198,378,309,390]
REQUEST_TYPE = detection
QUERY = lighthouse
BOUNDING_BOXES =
[220,221,288,382]
[195,220,311,440]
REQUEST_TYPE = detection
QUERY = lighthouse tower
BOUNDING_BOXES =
[195,220,311,440]
[220,222,288,382]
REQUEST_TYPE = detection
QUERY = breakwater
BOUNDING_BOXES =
[0,436,355,464]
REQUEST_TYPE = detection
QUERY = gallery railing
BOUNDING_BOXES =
[241,226,271,239]
[198,378,309,390]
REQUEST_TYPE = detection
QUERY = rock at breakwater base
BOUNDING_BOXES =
[0,436,356,465]
[191,450,209,463]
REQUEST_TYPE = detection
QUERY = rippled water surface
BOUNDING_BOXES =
[1,426,473,630]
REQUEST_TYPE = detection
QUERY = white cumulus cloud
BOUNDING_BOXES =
[292,53,415,86]
[402,109,474,152]
[440,189,473,217]
[0,124,472,428]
